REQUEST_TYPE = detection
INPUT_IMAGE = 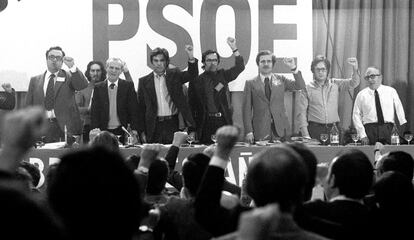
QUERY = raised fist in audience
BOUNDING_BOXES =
[1,83,13,93]
[0,107,47,171]
[139,144,162,169]
[172,131,188,147]
[215,125,240,160]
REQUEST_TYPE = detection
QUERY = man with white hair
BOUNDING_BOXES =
[91,58,139,144]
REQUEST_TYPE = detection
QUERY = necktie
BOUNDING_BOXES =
[264,77,271,101]
[109,83,115,89]
[374,90,384,124]
[44,74,55,110]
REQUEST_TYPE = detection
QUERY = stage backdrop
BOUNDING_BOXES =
[0,0,313,92]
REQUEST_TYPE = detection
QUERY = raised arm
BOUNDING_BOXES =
[332,57,360,89]
[194,125,242,236]
[63,56,88,91]
[223,37,245,82]
[178,45,199,84]
[282,58,306,91]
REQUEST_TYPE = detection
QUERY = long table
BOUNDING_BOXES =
[24,145,414,188]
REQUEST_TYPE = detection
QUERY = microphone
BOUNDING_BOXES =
[121,126,132,137]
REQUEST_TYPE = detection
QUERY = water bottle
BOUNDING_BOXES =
[391,124,400,145]
[330,123,339,146]
[126,124,134,146]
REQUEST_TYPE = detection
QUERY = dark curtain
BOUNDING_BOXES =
[313,0,413,132]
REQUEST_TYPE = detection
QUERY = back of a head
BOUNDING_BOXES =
[182,153,210,196]
[147,158,169,195]
[331,149,374,199]
[380,151,414,181]
[90,131,119,152]
[374,171,414,213]
[246,145,308,212]
[47,146,142,240]
[287,143,317,201]
[0,186,64,240]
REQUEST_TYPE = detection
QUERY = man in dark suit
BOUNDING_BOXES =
[243,50,305,143]
[137,45,197,144]
[194,126,327,240]
[188,37,245,144]
[90,58,139,144]
[25,46,88,143]
[0,83,15,110]
[296,149,375,239]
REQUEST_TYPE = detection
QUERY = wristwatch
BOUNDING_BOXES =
[139,225,154,233]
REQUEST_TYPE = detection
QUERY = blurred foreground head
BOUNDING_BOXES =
[47,146,143,240]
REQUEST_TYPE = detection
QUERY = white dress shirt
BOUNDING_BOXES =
[353,85,407,139]
[107,79,121,129]
[153,72,177,116]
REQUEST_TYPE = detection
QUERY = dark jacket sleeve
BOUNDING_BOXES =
[178,60,199,84]
[0,90,15,110]
[222,55,245,83]
[194,166,246,236]
[90,85,100,129]
[136,77,146,134]
[126,81,140,131]
[165,146,183,190]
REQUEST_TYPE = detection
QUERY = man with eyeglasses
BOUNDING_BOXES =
[243,50,304,143]
[352,66,406,145]
[297,55,360,143]
[26,46,88,143]
[188,37,245,144]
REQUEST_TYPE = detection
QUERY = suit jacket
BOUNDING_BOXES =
[216,214,329,240]
[137,61,198,141]
[0,90,15,110]
[297,199,375,240]
[189,56,245,138]
[90,79,139,131]
[243,72,305,139]
[25,68,88,134]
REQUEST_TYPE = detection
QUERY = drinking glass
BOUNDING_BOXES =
[320,133,328,145]
[404,133,413,145]
[116,135,122,145]
[36,136,46,148]
[187,135,195,147]
[351,133,359,145]
[211,134,217,145]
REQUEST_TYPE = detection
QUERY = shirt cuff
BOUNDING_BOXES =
[209,156,228,170]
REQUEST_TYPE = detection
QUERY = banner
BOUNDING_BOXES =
[0,0,312,91]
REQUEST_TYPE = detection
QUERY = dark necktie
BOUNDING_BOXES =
[44,74,55,110]
[374,90,384,124]
[109,83,115,89]
[264,77,271,101]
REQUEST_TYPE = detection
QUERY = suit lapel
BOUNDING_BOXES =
[253,76,269,103]
[116,79,124,111]
[144,73,157,107]
[54,69,65,99]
